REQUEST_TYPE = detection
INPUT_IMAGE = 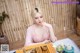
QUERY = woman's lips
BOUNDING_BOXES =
[39,22,41,23]
[39,21,42,23]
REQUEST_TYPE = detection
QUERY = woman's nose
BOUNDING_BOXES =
[38,18,42,21]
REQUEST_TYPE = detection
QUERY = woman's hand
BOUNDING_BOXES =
[42,23,53,43]
[52,36,57,42]
[42,40,51,44]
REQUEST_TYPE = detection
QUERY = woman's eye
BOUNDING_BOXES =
[40,16,43,18]
[35,17,38,19]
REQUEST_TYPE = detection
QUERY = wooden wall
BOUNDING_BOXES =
[0,0,76,50]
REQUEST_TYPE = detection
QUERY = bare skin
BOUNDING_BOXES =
[25,13,57,46]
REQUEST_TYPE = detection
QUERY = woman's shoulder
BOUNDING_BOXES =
[43,22,52,28]
[27,25,35,31]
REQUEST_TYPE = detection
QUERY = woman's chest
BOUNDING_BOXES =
[32,26,50,42]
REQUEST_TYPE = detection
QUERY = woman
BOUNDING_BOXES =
[24,8,57,46]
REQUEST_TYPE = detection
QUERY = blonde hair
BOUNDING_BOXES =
[31,7,42,18]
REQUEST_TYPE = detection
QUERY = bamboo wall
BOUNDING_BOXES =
[77,17,80,36]
[0,0,76,50]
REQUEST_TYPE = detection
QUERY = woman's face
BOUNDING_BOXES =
[33,13,43,25]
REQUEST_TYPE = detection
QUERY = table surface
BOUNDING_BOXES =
[53,38,80,53]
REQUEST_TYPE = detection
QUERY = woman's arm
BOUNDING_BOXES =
[44,23,57,42]
[24,27,33,46]
[48,24,57,42]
